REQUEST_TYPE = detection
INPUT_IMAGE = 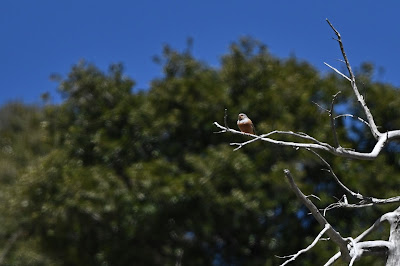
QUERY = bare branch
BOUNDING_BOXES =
[329,91,341,147]
[325,195,400,211]
[277,224,330,266]
[325,212,393,265]
[214,121,400,160]
[334,114,370,127]
[314,159,400,210]
[324,62,351,82]
[229,127,328,151]
[306,194,321,201]
[214,122,400,160]
[312,101,329,113]
[214,19,400,266]
[284,169,351,261]
[224,108,229,129]
[307,148,363,200]
[326,19,381,139]
[214,109,230,134]
[324,252,341,266]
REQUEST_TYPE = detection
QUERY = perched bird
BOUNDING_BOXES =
[237,113,256,135]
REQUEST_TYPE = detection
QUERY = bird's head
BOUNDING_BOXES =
[238,113,248,121]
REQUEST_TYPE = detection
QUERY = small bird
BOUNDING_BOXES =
[237,113,256,135]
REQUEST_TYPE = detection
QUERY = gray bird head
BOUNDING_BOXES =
[238,113,248,120]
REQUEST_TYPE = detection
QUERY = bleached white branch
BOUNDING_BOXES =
[324,195,400,212]
[324,62,351,82]
[325,239,391,265]
[277,224,330,266]
[326,18,381,140]
[334,114,370,127]
[215,22,400,158]
[308,149,400,208]
[229,129,325,151]
[214,19,400,265]
[324,211,396,265]
[308,148,364,200]
[284,170,397,264]
[306,194,321,201]
[284,169,352,261]
[324,252,341,266]
[214,121,400,160]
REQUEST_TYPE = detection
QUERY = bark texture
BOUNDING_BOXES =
[386,208,400,266]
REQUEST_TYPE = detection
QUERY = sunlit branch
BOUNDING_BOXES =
[326,19,381,139]
[334,114,370,127]
[214,121,400,160]
[324,213,395,265]
[307,148,363,199]
[277,224,330,266]
[284,169,351,261]
[324,62,351,82]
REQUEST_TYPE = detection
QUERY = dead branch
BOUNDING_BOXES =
[329,91,341,148]
[324,62,351,82]
[326,18,380,140]
[284,169,397,264]
[284,169,352,261]
[324,210,398,265]
[214,19,400,265]
[214,20,400,160]
[277,224,330,266]
[307,148,363,200]
[214,121,400,160]
[334,114,370,128]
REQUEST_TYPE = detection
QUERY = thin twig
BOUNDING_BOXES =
[307,148,363,200]
[334,114,370,127]
[277,224,330,266]
[312,101,329,113]
[323,194,400,210]
[224,108,229,129]
[306,194,321,201]
[324,62,351,82]
[312,154,400,210]
[229,129,327,151]
[329,92,341,147]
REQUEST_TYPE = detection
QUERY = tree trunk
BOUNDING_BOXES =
[386,209,400,266]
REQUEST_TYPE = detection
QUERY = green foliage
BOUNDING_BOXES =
[0,102,57,265]
[0,38,399,265]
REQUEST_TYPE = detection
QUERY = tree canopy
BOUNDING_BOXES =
[0,37,399,265]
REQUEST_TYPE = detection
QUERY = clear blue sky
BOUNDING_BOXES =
[1,1,399,104]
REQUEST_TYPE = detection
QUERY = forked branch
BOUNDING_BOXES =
[214,19,400,265]
[214,20,400,159]
[277,224,331,266]
[325,18,380,139]
[214,121,400,160]
[324,209,399,265]
[284,169,352,262]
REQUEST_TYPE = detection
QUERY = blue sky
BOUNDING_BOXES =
[1,1,399,104]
